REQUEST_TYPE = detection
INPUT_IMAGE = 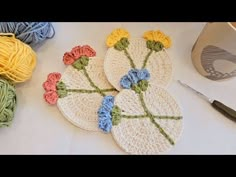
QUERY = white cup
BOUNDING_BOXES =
[192,22,236,81]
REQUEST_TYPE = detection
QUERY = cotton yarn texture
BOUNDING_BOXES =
[0,23,42,128]
[104,29,172,90]
[0,34,36,83]
[104,31,172,91]
[42,45,117,131]
[111,85,183,154]
[0,78,17,127]
[97,29,183,154]
[57,58,117,131]
[0,22,55,46]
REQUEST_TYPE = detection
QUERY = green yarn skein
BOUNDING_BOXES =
[0,78,17,127]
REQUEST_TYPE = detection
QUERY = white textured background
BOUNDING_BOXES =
[0,22,236,154]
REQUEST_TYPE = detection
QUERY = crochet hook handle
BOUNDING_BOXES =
[212,100,236,121]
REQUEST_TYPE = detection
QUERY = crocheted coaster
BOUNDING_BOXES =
[43,45,117,131]
[104,29,173,91]
[98,79,183,154]
[112,85,183,154]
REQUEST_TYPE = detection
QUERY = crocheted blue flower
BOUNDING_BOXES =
[120,69,151,89]
[128,69,139,84]
[98,95,115,132]
[137,69,150,80]
[98,107,109,117]
[120,75,132,89]
[102,95,114,111]
[98,113,112,133]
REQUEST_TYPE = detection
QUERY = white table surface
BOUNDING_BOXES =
[1,22,236,154]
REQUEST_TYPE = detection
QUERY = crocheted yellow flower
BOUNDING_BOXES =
[106,28,130,48]
[143,30,171,48]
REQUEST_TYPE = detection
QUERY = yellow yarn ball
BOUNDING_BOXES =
[0,33,36,83]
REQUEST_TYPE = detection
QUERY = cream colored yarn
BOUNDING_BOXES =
[57,57,117,131]
[104,38,172,91]
[111,85,183,154]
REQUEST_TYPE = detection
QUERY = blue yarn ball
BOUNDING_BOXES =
[0,22,55,46]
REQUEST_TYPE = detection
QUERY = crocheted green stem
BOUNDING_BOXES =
[124,48,136,69]
[121,114,182,120]
[149,117,174,145]
[157,116,182,120]
[67,88,116,94]
[121,115,148,118]
[138,92,152,116]
[142,49,153,69]
[82,68,106,97]
[138,92,175,145]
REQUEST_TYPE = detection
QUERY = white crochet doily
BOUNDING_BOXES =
[104,38,173,91]
[57,57,117,131]
[111,85,183,154]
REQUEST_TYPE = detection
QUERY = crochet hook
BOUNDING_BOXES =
[177,80,236,121]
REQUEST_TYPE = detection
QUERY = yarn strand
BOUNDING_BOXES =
[0,22,55,46]
[0,78,17,127]
[138,92,175,145]
[121,114,182,120]
[0,34,36,83]
[67,88,116,93]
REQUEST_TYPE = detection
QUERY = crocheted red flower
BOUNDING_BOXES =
[63,52,75,65]
[71,46,83,59]
[43,72,61,105]
[43,72,61,92]
[44,91,58,105]
[47,72,61,83]
[43,81,56,92]
[63,45,96,65]
[81,45,96,57]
